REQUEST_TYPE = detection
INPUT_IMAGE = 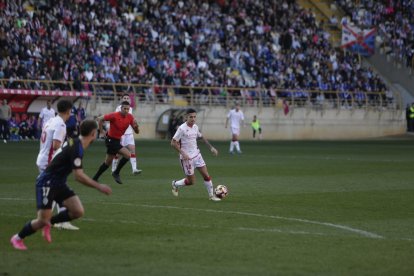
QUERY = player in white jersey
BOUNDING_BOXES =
[36,99,79,231]
[170,108,221,201]
[38,100,56,130]
[225,103,245,154]
[111,94,142,175]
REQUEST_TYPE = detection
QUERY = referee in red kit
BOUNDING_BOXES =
[93,101,140,184]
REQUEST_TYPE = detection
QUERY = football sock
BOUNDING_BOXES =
[18,221,36,239]
[229,141,234,152]
[204,180,214,197]
[51,210,72,225]
[114,157,129,174]
[130,154,137,170]
[112,157,119,172]
[93,162,109,181]
[235,141,241,152]
[174,178,188,187]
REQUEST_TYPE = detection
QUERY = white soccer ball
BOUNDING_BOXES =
[214,185,228,199]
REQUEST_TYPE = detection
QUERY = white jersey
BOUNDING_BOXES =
[173,122,202,159]
[36,115,66,171]
[227,109,244,128]
[39,107,56,128]
[115,105,134,135]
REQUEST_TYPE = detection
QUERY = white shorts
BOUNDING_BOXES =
[120,133,135,147]
[230,127,240,136]
[180,154,206,176]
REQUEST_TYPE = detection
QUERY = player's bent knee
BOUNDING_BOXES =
[70,207,84,219]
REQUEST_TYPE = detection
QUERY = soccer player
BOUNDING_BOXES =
[10,120,112,250]
[170,108,221,201]
[36,99,80,231]
[93,101,140,184]
[251,115,262,140]
[38,100,56,130]
[111,94,142,175]
[225,103,245,154]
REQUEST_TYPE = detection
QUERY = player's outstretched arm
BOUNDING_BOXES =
[200,136,218,156]
[96,116,106,137]
[73,169,112,195]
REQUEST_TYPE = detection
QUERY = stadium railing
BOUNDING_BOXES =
[0,79,401,112]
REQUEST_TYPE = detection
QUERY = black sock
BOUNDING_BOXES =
[51,210,72,225]
[114,157,129,174]
[18,221,36,239]
[93,162,109,180]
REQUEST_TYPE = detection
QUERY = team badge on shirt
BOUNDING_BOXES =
[74,158,82,167]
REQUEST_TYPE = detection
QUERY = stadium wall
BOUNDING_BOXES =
[90,102,405,140]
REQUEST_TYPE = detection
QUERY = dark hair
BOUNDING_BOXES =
[121,101,130,106]
[121,93,130,98]
[186,108,197,114]
[57,100,73,113]
[79,119,98,136]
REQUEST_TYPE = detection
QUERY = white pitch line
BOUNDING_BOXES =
[237,227,329,236]
[0,213,340,238]
[100,202,384,239]
[0,197,383,239]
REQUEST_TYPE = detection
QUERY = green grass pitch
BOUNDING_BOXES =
[1,138,414,275]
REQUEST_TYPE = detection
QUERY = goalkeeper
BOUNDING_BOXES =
[251,115,262,140]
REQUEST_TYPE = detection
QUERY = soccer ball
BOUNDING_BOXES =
[214,185,228,199]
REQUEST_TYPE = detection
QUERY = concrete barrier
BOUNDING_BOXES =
[89,102,405,140]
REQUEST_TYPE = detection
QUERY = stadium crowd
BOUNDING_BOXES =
[0,0,390,104]
[336,0,414,69]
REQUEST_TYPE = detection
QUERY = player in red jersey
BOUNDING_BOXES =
[92,101,140,184]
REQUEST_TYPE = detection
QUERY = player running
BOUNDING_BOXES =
[36,99,80,231]
[170,108,221,201]
[11,120,112,250]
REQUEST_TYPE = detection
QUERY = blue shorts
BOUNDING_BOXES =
[35,176,76,209]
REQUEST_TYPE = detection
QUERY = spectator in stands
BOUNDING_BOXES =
[19,114,30,140]
[28,115,39,139]
[8,114,19,141]
[0,0,389,101]
[336,0,414,70]
[0,98,12,142]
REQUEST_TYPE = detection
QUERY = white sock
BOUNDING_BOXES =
[112,157,118,172]
[174,178,187,187]
[235,141,241,152]
[204,180,214,197]
[130,154,137,171]
[229,141,234,152]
